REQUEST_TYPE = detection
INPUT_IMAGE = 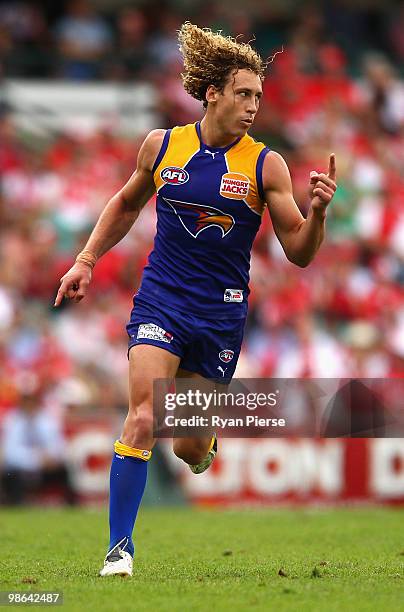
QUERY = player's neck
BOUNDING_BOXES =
[199,117,238,148]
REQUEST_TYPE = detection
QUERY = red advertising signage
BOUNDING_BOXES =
[65,419,404,505]
[171,439,404,505]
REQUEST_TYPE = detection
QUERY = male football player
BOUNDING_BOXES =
[54,22,337,576]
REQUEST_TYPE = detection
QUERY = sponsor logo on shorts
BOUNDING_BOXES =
[161,166,189,185]
[219,349,234,363]
[137,323,173,343]
[220,172,250,200]
[224,289,243,303]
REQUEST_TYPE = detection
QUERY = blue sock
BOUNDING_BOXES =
[108,452,148,558]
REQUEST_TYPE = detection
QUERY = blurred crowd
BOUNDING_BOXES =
[0,0,403,486]
[0,1,404,82]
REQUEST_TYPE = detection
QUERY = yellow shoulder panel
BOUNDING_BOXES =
[153,123,200,192]
[225,134,267,215]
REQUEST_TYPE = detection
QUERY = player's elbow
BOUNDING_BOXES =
[109,191,140,221]
[283,233,318,267]
[285,250,313,268]
[295,255,313,268]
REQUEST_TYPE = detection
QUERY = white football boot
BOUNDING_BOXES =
[99,538,133,577]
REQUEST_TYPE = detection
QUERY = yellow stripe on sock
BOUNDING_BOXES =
[114,440,152,461]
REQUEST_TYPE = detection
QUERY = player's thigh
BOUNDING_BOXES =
[172,368,215,460]
[128,344,181,412]
[121,345,181,448]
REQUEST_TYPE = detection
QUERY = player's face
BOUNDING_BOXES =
[215,69,263,137]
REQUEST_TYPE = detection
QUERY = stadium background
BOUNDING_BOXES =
[0,0,403,507]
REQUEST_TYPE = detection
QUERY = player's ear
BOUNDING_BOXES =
[206,84,218,104]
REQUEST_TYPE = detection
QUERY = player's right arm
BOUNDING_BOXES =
[263,151,337,267]
[54,129,165,307]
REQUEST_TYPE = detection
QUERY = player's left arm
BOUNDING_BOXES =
[263,151,337,267]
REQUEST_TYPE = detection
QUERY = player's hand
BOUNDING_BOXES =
[309,154,337,212]
[54,262,92,307]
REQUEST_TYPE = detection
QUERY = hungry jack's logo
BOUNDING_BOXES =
[220,172,250,200]
[163,198,235,238]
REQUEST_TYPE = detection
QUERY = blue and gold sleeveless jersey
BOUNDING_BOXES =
[136,121,270,319]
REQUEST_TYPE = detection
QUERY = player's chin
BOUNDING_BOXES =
[239,119,253,133]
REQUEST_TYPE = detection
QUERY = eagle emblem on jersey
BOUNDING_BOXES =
[163,197,235,238]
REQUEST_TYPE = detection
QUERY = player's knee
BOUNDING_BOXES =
[122,405,154,447]
[173,440,207,465]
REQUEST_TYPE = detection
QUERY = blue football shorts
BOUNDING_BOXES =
[126,297,246,384]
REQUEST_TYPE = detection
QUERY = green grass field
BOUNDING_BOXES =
[0,507,403,611]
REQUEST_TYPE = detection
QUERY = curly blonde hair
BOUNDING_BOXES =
[178,22,266,108]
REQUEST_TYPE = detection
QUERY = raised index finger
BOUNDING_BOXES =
[328,153,336,181]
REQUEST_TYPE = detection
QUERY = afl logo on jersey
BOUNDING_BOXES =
[219,349,234,363]
[220,172,250,200]
[161,166,189,185]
